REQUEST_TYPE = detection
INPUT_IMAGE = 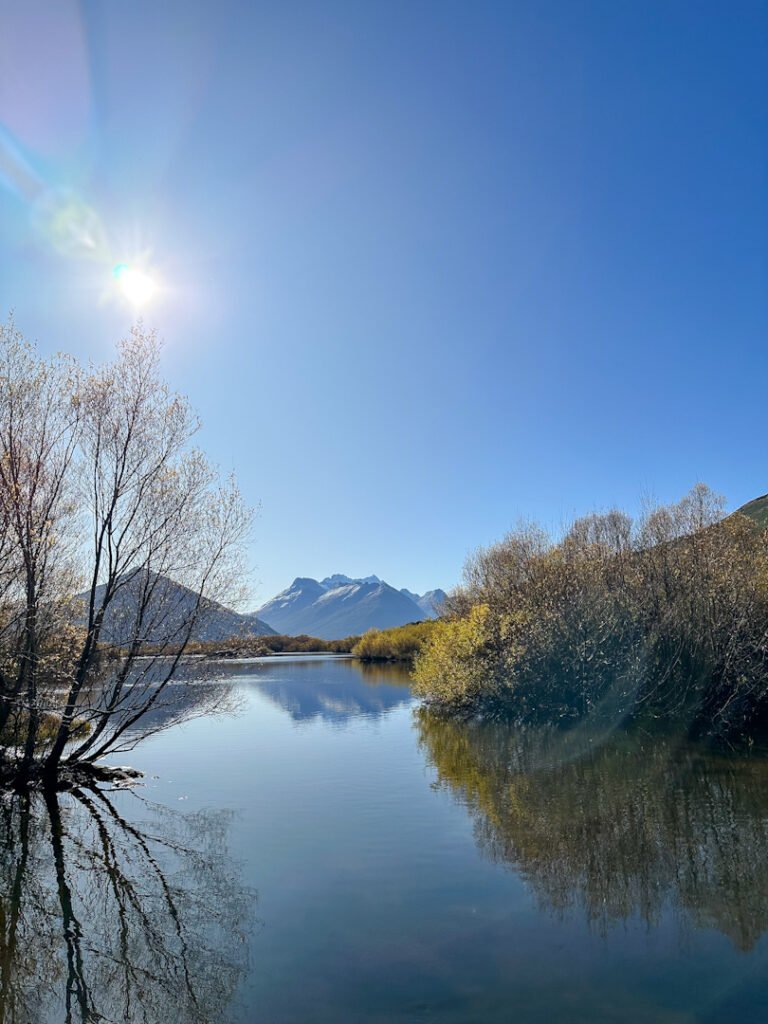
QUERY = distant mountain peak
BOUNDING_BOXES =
[319,574,381,590]
[289,577,326,591]
[256,574,444,639]
[408,588,448,619]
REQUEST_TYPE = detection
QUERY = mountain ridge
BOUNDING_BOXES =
[256,575,447,640]
[77,572,276,646]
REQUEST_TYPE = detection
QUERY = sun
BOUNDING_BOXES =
[112,263,158,307]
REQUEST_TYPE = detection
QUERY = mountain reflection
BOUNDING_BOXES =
[0,786,254,1024]
[251,658,413,724]
[417,709,768,950]
[110,658,413,735]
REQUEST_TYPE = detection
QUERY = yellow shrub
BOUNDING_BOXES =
[352,621,435,661]
[412,605,501,708]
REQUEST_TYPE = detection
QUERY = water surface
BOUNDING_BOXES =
[4,655,768,1023]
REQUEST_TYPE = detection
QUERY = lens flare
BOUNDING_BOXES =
[112,263,157,306]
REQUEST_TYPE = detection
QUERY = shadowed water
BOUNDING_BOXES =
[4,655,768,1022]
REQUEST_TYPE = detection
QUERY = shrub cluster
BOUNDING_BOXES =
[178,634,360,658]
[352,621,436,662]
[413,485,768,738]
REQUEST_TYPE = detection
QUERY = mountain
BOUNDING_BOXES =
[738,494,768,529]
[256,575,441,639]
[254,577,327,633]
[401,588,447,618]
[78,572,276,646]
[320,574,380,589]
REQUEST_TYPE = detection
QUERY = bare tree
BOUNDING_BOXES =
[0,321,252,785]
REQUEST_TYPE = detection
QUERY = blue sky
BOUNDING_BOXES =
[0,0,766,604]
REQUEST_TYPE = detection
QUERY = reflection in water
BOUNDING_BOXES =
[417,709,768,950]
[117,657,413,733]
[0,786,254,1024]
[238,657,413,725]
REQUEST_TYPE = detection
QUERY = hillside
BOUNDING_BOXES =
[401,588,447,618]
[256,575,442,639]
[78,572,276,646]
[738,494,768,529]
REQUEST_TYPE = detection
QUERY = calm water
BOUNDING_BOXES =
[5,655,768,1023]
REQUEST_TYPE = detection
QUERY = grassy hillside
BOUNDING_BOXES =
[738,494,768,529]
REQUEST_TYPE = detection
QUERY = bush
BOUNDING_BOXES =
[352,621,436,662]
[414,485,768,738]
[411,605,511,709]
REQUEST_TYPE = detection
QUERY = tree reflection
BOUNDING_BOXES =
[0,785,254,1023]
[417,709,768,949]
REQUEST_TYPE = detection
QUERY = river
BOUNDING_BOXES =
[3,654,768,1023]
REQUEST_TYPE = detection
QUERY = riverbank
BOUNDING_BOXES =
[413,487,768,740]
[352,621,436,663]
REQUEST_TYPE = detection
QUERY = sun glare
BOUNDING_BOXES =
[112,263,157,307]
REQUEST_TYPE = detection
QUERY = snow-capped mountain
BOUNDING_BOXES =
[256,575,445,639]
[320,574,381,590]
[402,588,448,619]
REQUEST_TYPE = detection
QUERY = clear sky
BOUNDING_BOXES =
[0,0,766,605]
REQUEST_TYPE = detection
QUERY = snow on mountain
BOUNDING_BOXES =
[414,589,448,618]
[319,574,381,590]
[400,588,447,618]
[256,574,443,639]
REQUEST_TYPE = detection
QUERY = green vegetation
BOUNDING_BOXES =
[260,633,359,654]
[738,493,768,530]
[403,606,500,694]
[189,634,359,657]
[413,485,768,739]
[352,621,436,662]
